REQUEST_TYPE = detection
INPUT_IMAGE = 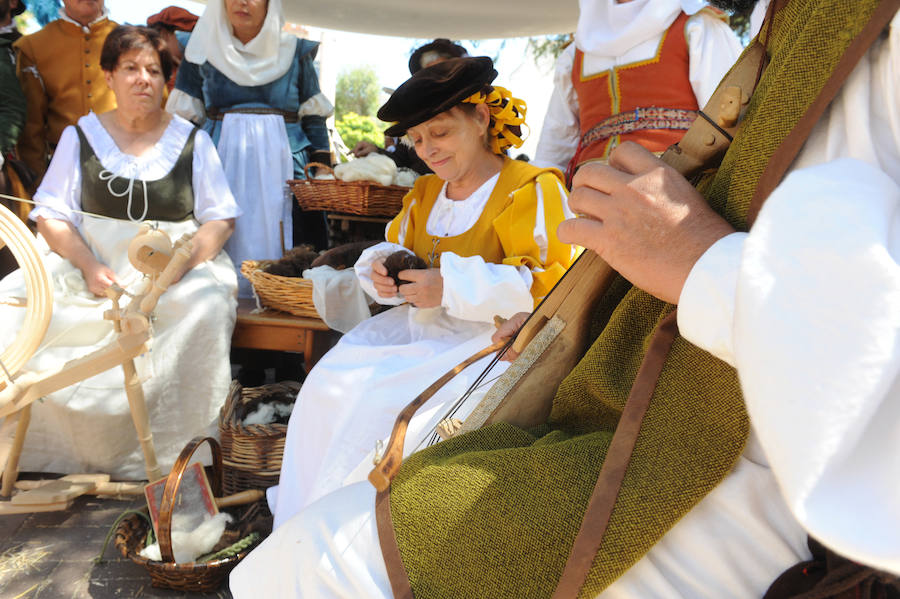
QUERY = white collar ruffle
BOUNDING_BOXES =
[427,172,501,238]
[184,0,298,87]
[78,112,195,181]
[575,0,707,57]
[57,7,110,33]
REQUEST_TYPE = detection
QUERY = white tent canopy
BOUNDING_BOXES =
[194,0,580,38]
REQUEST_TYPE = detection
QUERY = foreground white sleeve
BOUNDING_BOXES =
[191,129,242,223]
[679,159,900,575]
[533,45,580,172]
[29,126,82,226]
[685,11,743,107]
[440,252,534,323]
[354,240,408,305]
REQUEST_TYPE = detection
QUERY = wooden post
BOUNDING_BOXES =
[0,405,29,497]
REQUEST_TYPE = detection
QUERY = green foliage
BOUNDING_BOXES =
[335,65,380,119]
[335,112,386,151]
[527,34,573,64]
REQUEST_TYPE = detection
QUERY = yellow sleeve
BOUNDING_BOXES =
[386,175,441,252]
[492,171,576,305]
[385,186,420,252]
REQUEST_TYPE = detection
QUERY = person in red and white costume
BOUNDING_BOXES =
[533,0,742,181]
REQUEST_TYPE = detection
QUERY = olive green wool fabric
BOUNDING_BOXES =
[387,2,884,597]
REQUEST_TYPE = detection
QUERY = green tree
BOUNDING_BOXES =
[335,65,380,120]
[527,34,573,64]
[335,112,386,151]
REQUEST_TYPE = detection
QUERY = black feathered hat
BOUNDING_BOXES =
[408,38,468,75]
[379,56,496,138]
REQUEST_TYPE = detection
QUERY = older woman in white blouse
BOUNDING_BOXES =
[0,25,240,478]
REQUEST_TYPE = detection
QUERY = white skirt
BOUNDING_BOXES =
[269,303,510,529]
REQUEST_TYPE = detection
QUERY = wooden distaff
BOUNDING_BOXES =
[368,42,766,492]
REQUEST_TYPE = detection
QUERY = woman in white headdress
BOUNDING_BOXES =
[533,0,743,183]
[166,0,334,297]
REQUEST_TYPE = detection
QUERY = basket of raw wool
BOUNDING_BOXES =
[240,245,320,318]
[219,380,301,496]
[112,437,270,592]
[289,158,412,217]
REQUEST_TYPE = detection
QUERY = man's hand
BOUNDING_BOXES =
[397,268,443,309]
[352,141,379,158]
[492,311,529,361]
[557,142,735,304]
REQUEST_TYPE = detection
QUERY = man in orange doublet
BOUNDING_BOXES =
[14,0,117,180]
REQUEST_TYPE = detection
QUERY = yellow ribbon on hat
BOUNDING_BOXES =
[462,86,528,154]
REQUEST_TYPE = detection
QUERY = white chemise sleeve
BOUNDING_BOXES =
[166,88,207,126]
[354,241,408,306]
[532,45,580,172]
[191,129,241,223]
[29,126,83,226]
[297,92,334,118]
[439,253,533,323]
[685,10,743,108]
[679,159,900,576]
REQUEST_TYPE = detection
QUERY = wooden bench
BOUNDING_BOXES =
[232,298,335,370]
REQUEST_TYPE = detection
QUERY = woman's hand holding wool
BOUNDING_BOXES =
[398,268,443,309]
[371,259,399,298]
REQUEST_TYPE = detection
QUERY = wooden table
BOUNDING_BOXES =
[232,298,335,369]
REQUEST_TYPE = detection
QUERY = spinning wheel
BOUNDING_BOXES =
[0,214,194,508]
[0,202,52,388]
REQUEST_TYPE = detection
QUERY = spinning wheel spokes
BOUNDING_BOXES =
[0,203,52,390]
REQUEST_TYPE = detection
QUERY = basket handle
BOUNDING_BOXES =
[157,436,224,563]
[220,380,242,426]
[303,161,334,180]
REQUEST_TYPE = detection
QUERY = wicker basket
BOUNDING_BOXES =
[219,380,300,495]
[114,437,266,592]
[240,259,318,318]
[289,162,409,217]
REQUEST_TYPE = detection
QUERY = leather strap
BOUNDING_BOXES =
[748,0,900,225]
[550,311,679,599]
[376,489,415,599]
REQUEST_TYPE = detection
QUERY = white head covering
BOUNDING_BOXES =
[575,0,707,57]
[184,0,298,87]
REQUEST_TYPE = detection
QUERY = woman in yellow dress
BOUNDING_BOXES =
[269,57,577,528]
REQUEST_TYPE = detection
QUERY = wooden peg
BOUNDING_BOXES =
[717,86,743,129]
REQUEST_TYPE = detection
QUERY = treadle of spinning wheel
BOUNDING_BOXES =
[10,474,106,504]
[0,499,73,514]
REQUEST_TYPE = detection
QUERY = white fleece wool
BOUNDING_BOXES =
[393,167,418,187]
[243,402,294,426]
[333,153,397,186]
[140,512,232,563]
